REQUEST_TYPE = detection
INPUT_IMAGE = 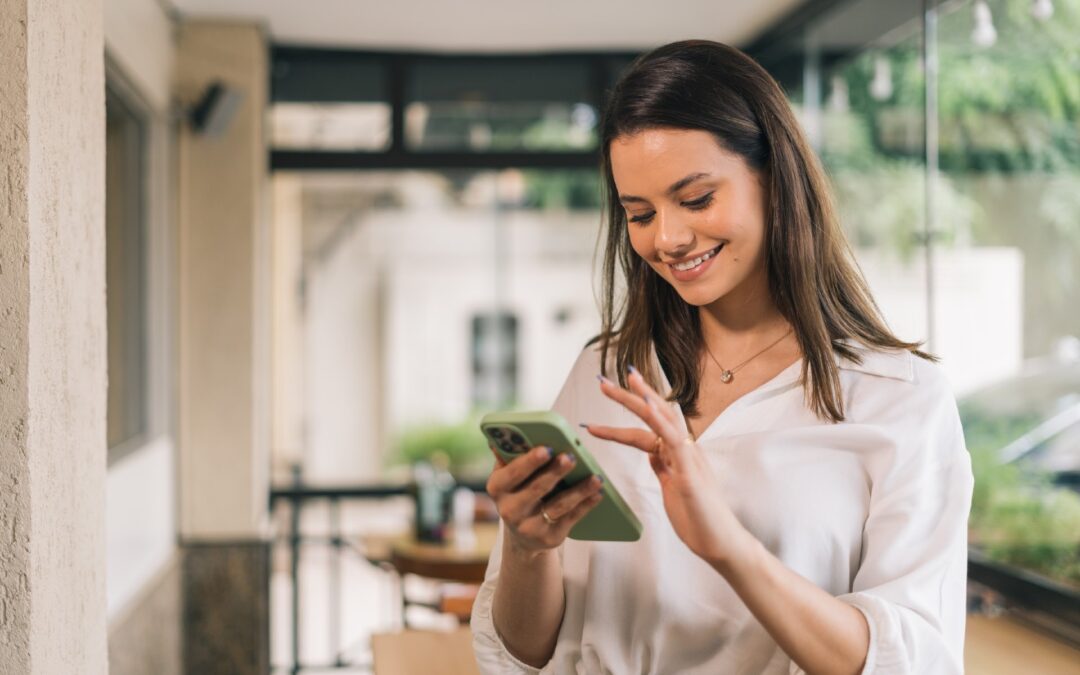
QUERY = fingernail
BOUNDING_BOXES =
[628,364,638,375]
[545,446,555,458]
[596,475,605,484]
[578,423,590,428]
[596,374,611,384]
[564,454,577,465]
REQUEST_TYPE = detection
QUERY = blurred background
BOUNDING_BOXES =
[42,0,1080,672]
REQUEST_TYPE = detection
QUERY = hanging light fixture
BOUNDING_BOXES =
[1031,0,1054,21]
[869,54,893,101]
[972,0,998,47]
[827,74,849,113]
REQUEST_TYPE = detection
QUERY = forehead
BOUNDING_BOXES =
[609,128,735,195]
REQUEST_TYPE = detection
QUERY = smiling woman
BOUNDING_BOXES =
[471,39,974,675]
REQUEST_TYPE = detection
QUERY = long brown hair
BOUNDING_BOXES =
[593,39,935,423]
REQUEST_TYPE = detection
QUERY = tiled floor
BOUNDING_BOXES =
[965,614,1080,675]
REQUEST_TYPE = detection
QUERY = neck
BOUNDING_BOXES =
[698,273,788,347]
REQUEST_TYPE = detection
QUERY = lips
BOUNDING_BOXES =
[665,244,723,282]
[669,244,723,271]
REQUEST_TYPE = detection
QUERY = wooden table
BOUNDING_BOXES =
[362,522,499,583]
[361,522,499,624]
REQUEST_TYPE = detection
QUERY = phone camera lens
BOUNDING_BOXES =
[490,428,505,439]
[510,433,524,445]
[499,440,514,453]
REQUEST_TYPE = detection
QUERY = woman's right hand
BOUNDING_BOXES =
[485,445,605,557]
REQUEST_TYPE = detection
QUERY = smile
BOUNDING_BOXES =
[669,244,723,272]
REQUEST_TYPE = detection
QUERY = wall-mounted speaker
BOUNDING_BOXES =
[188,80,243,137]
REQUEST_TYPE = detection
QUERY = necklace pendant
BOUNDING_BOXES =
[720,369,734,383]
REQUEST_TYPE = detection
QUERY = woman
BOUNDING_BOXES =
[471,40,973,675]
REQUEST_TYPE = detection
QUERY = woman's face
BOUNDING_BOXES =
[609,128,769,308]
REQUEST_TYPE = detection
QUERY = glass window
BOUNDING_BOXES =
[935,0,1080,590]
[105,86,149,454]
[471,312,518,409]
[271,102,391,151]
[798,0,1080,592]
[405,59,598,152]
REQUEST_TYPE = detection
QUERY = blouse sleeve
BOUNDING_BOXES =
[805,374,975,674]
[470,347,593,674]
[470,519,561,674]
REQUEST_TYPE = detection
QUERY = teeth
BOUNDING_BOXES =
[673,246,720,271]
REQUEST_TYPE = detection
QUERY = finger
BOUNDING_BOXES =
[649,448,672,478]
[551,491,604,537]
[627,367,679,427]
[580,423,658,453]
[598,377,680,465]
[488,445,507,468]
[597,375,660,434]
[502,453,578,518]
[486,445,553,496]
[643,396,690,472]
[539,474,604,520]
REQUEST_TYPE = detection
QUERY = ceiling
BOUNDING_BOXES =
[168,0,807,52]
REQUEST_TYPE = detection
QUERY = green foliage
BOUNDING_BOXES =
[960,403,1080,587]
[389,415,494,479]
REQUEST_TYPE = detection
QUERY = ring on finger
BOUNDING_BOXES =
[540,508,559,525]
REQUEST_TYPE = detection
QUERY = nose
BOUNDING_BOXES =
[653,211,695,261]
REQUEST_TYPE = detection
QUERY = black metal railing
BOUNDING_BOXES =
[269,469,487,674]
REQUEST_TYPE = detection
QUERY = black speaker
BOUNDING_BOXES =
[189,80,243,137]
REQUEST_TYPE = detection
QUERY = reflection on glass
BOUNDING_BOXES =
[405,101,598,152]
[271,102,391,151]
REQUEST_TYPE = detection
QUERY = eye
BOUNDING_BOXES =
[627,192,714,226]
[684,193,714,210]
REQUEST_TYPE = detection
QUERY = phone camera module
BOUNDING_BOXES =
[499,440,514,453]
[490,428,505,439]
[510,433,525,445]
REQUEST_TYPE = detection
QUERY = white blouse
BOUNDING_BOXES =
[471,339,974,674]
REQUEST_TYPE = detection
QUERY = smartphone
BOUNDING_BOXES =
[480,410,642,542]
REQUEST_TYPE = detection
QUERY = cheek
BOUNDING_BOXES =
[626,225,654,259]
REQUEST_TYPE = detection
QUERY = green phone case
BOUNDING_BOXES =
[480,410,642,542]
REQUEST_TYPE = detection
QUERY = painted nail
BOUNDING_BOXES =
[628,364,638,375]
[578,423,590,429]
[563,454,577,465]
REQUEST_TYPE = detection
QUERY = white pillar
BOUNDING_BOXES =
[0,0,108,672]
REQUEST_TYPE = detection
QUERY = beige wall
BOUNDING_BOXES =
[271,173,306,479]
[177,21,271,539]
[0,0,108,671]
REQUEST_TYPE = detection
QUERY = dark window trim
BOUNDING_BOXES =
[269,46,640,172]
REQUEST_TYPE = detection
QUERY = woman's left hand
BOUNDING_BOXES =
[583,367,753,568]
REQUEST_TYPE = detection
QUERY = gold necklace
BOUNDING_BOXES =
[703,327,794,384]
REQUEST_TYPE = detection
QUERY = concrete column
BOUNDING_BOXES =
[176,21,270,540]
[0,0,107,672]
[270,173,305,481]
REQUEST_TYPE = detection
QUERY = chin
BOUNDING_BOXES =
[664,278,730,307]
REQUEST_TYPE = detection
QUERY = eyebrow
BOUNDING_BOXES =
[618,172,711,205]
